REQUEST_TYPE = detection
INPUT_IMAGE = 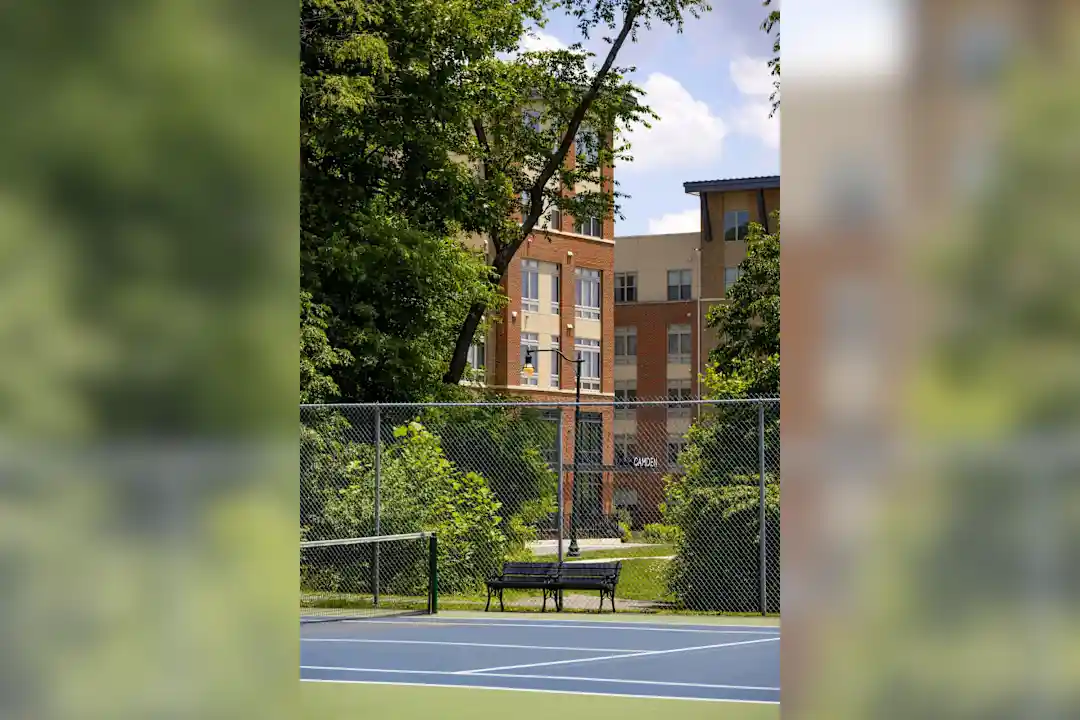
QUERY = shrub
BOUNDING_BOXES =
[643,523,681,545]
[665,479,779,612]
[316,421,508,595]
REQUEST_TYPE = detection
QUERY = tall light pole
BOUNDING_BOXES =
[524,347,584,558]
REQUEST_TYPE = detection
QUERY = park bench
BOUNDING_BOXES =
[485,561,622,613]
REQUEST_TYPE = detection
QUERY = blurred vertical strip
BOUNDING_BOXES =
[0,0,298,718]
[785,0,1080,718]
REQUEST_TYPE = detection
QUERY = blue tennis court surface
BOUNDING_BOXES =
[301,616,780,704]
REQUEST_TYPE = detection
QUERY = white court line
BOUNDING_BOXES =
[300,665,778,692]
[301,638,651,653]
[341,619,779,635]
[456,637,780,675]
[301,678,780,705]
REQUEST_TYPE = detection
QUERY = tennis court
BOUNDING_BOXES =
[301,615,779,705]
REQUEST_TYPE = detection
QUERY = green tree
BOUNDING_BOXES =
[761,0,780,116]
[663,216,780,611]
[300,290,352,403]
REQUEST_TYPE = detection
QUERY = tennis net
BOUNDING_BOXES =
[300,531,438,622]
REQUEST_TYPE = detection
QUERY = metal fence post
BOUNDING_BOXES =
[374,405,382,607]
[758,401,767,616]
[556,409,565,564]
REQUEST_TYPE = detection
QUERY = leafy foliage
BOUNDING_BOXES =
[317,421,508,594]
[761,0,780,115]
[301,291,353,403]
[662,214,780,611]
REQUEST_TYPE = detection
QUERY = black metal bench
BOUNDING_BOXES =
[485,562,560,612]
[553,562,622,613]
[485,561,622,613]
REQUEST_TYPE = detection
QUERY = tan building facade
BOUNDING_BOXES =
[611,175,780,526]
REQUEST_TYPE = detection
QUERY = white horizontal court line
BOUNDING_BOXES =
[341,619,780,635]
[299,665,779,692]
[300,678,780,705]
[301,638,651,653]
[456,637,780,675]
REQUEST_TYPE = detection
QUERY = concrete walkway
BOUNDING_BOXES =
[566,555,675,564]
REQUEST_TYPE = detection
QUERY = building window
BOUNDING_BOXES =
[467,341,485,370]
[724,210,750,242]
[575,126,599,165]
[521,259,539,312]
[667,324,692,364]
[614,272,637,303]
[575,338,601,391]
[550,335,561,389]
[544,205,562,231]
[667,435,688,468]
[523,109,541,132]
[667,378,691,418]
[667,269,692,301]
[576,216,603,238]
[614,434,635,465]
[520,332,539,386]
[574,268,601,320]
[615,379,636,420]
[614,327,637,365]
[550,271,560,314]
[724,266,742,292]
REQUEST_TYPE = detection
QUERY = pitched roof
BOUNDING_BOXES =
[683,175,780,194]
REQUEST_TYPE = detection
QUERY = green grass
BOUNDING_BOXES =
[303,680,779,719]
[570,544,674,560]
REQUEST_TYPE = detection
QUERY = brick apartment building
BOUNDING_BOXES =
[463,129,619,533]
[611,175,780,526]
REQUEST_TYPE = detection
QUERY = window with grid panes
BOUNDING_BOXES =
[724,266,742,292]
[614,326,636,365]
[574,268,600,320]
[667,324,692,363]
[550,270,560,314]
[614,272,637,303]
[549,335,561,389]
[667,378,691,418]
[521,259,539,312]
[614,433,635,466]
[614,379,636,420]
[519,332,539,385]
[575,216,602,237]
[667,269,692,300]
[724,209,750,242]
[575,338,601,391]
[667,435,687,468]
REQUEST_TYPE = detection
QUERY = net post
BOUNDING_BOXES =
[428,532,438,614]
[374,405,382,607]
[758,400,767,616]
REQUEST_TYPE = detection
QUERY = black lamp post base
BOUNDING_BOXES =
[566,537,580,558]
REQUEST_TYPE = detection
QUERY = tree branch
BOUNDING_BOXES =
[472,117,505,251]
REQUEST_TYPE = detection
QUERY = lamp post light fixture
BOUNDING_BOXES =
[523,347,584,559]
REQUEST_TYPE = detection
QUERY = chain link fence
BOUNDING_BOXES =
[300,397,779,615]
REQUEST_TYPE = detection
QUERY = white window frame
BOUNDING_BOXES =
[614,326,637,365]
[544,205,562,231]
[575,338,601,391]
[575,126,599,165]
[667,378,691,418]
[574,268,601,320]
[667,324,692,364]
[576,216,603,237]
[521,259,540,312]
[614,272,637,303]
[724,209,751,242]
[667,269,692,301]
[614,433,634,465]
[549,335,561,389]
[724,266,743,292]
[550,270,560,315]
[520,332,539,386]
[614,379,636,420]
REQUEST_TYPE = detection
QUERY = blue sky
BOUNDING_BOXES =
[523,3,780,235]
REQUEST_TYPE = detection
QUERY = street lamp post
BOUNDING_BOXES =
[524,347,584,559]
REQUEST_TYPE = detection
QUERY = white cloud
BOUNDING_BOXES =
[728,56,780,150]
[729,56,775,96]
[622,73,727,171]
[647,208,700,234]
[519,29,566,53]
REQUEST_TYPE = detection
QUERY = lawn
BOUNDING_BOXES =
[302,681,779,720]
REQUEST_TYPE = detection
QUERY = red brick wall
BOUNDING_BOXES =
[612,301,701,398]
